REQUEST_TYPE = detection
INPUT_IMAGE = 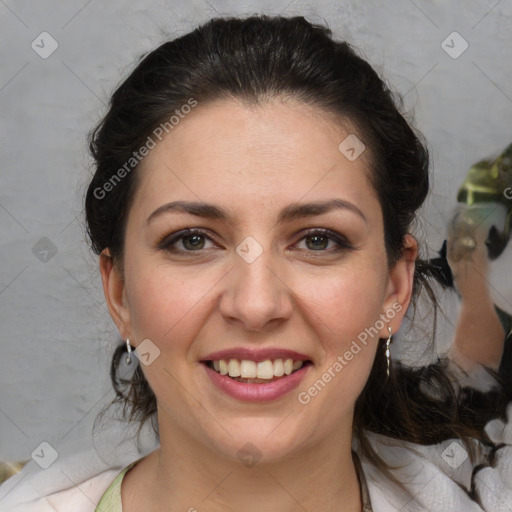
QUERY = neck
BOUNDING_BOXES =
[127,410,363,512]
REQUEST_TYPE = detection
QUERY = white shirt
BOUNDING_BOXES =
[1,401,511,512]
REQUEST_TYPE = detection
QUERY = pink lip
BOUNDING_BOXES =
[202,362,311,402]
[201,347,312,363]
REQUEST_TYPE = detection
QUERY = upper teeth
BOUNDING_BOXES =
[212,359,304,379]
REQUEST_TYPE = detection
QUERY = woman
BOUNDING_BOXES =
[1,14,510,512]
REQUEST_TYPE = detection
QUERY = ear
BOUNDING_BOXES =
[379,234,418,336]
[99,248,132,339]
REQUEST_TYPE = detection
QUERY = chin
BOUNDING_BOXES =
[203,417,309,466]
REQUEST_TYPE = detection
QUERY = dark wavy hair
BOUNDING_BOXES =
[86,14,509,496]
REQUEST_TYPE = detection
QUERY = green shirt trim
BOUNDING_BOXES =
[95,459,140,512]
[95,452,372,511]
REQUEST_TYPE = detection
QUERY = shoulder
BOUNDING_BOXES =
[361,436,486,512]
[0,467,121,512]
[361,401,512,512]
[0,419,159,511]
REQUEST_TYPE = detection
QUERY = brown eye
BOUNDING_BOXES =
[296,229,352,253]
[158,229,216,253]
[305,234,330,250]
[181,233,206,250]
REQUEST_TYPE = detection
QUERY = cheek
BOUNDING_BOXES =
[124,260,211,349]
[295,261,388,347]
[292,261,386,403]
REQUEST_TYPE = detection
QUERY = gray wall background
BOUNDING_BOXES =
[1,0,511,462]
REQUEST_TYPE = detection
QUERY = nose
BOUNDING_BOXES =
[219,247,293,332]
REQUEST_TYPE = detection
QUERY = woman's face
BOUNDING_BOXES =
[101,98,416,463]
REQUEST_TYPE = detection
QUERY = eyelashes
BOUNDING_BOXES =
[157,228,353,256]
[158,228,216,252]
[293,228,353,253]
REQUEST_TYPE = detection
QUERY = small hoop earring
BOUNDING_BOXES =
[385,327,392,379]
[125,338,133,365]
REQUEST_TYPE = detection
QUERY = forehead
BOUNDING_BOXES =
[131,97,379,224]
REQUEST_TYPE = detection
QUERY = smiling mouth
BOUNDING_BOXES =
[202,358,313,383]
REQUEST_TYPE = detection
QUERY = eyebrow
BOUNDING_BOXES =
[146,198,368,226]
